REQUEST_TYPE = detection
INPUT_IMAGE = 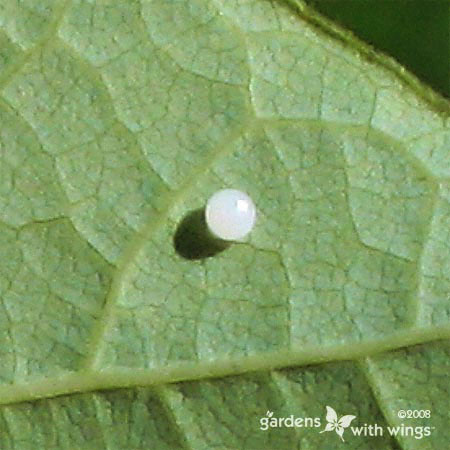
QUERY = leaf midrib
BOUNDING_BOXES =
[1,325,449,407]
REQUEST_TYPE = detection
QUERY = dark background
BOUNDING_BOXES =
[305,0,450,98]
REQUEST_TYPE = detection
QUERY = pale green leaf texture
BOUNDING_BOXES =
[0,0,449,449]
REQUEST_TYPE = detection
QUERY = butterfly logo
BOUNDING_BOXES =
[319,406,356,442]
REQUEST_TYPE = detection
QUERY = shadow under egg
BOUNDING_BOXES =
[173,208,230,260]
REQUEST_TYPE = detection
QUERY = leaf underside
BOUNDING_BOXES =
[0,0,449,449]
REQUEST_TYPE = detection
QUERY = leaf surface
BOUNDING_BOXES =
[0,0,449,448]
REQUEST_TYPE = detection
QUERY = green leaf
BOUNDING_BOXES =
[0,0,449,448]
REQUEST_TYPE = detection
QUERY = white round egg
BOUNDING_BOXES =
[205,189,256,241]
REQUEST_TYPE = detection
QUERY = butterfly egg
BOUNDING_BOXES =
[205,189,256,241]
